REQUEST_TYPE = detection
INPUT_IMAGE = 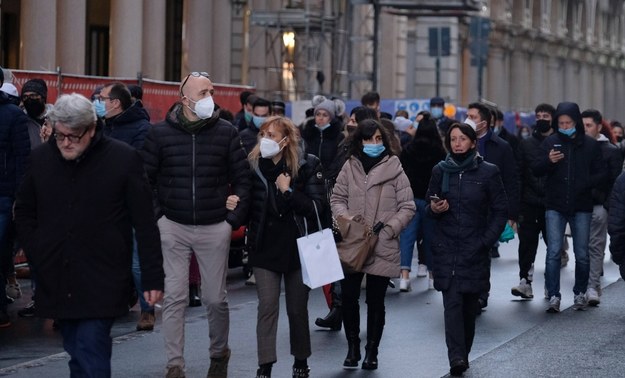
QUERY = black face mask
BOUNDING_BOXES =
[23,98,45,119]
[535,119,551,133]
[617,136,624,143]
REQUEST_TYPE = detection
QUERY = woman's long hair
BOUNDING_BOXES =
[413,112,444,151]
[248,116,302,178]
[346,118,394,158]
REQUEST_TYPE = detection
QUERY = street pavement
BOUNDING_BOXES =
[0,236,624,378]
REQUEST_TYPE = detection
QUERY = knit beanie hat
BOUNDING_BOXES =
[22,78,48,100]
[314,99,336,118]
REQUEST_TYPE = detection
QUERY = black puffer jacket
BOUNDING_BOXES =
[592,135,623,208]
[247,152,325,273]
[427,156,508,293]
[103,102,151,149]
[532,102,607,215]
[518,128,549,207]
[0,92,31,197]
[239,123,259,155]
[301,118,345,181]
[141,103,251,228]
[609,172,625,265]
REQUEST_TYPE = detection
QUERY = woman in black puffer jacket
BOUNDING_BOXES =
[426,122,508,377]
[247,116,325,378]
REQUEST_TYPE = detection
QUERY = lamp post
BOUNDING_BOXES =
[282,30,296,100]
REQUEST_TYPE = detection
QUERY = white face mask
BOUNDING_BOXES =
[188,96,215,119]
[259,137,286,159]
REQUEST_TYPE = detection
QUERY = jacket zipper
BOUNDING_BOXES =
[192,134,197,224]
[452,171,464,277]
[318,129,323,159]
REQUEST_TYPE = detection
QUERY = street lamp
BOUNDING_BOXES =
[282,30,296,101]
[282,30,295,63]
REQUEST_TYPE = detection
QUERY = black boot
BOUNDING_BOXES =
[314,306,342,330]
[362,309,385,370]
[189,284,201,307]
[342,305,361,368]
[256,363,272,378]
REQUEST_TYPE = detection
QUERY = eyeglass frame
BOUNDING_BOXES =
[99,96,117,102]
[52,127,91,144]
[179,72,210,96]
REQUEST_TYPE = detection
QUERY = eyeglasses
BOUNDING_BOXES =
[180,72,209,96]
[53,128,89,144]
[100,96,116,102]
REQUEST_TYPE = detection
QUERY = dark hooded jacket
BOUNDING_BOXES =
[301,117,345,181]
[0,91,31,197]
[103,102,151,149]
[609,172,625,265]
[400,136,446,200]
[141,103,251,228]
[592,134,622,208]
[532,102,607,215]
[518,127,550,207]
[426,155,508,293]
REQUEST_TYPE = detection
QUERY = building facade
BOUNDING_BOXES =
[2,0,625,120]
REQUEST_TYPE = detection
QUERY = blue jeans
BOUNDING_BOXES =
[544,210,591,298]
[131,232,153,312]
[399,198,434,271]
[59,317,116,378]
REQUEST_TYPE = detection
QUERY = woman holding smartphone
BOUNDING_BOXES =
[427,121,508,376]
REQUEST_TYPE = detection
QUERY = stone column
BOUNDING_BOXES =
[57,0,86,74]
[510,50,528,110]
[209,1,231,84]
[109,0,143,77]
[547,55,563,103]
[142,0,166,80]
[530,53,546,106]
[181,0,212,78]
[486,46,508,109]
[20,0,57,71]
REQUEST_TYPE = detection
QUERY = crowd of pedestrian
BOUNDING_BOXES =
[3,66,625,378]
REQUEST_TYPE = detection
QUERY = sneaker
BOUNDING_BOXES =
[6,282,21,299]
[165,365,185,378]
[546,296,560,313]
[428,278,435,290]
[245,273,256,286]
[416,264,427,277]
[528,264,534,282]
[18,301,36,317]
[511,278,534,299]
[207,348,230,378]
[0,310,10,328]
[292,366,310,378]
[136,311,155,331]
[586,288,600,306]
[573,293,587,311]
[387,279,395,289]
[399,278,411,292]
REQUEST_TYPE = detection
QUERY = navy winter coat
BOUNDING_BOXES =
[141,103,251,228]
[103,102,151,149]
[427,156,508,293]
[0,92,31,197]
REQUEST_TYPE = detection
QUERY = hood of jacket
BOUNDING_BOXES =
[551,102,584,141]
[108,102,150,127]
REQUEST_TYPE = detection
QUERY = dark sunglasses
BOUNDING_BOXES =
[180,72,209,96]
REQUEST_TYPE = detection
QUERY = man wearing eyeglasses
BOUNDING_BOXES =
[141,72,251,378]
[13,93,164,376]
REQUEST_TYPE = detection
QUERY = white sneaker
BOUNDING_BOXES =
[428,278,434,290]
[546,296,560,313]
[416,264,427,277]
[399,278,411,292]
[245,273,256,286]
[573,293,587,311]
[511,278,533,299]
[528,264,534,282]
[6,282,21,299]
[586,288,600,306]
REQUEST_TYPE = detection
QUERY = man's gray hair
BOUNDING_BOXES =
[48,93,96,130]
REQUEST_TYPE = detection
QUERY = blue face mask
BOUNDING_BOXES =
[317,123,331,131]
[558,128,576,137]
[93,99,106,118]
[431,107,443,119]
[253,116,266,128]
[362,143,386,158]
[244,111,253,123]
[493,126,501,134]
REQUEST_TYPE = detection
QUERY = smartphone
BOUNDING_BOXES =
[430,194,442,203]
[553,144,562,152]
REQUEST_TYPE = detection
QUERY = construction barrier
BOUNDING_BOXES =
[9,70,253,123]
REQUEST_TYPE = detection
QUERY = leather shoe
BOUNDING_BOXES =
[450,359,468,376]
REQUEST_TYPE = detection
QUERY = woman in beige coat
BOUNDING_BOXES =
[331,118,415,371]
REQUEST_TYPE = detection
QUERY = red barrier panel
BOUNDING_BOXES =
[9,70,253,123]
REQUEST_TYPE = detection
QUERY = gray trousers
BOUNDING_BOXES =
[159,216,231,369]
[254,267,311,365]
[588,205,608,291]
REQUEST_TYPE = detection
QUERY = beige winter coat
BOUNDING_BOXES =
[331,155,415,277]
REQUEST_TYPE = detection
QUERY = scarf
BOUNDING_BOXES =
[178,108,212,133]
[436,150,477,194]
